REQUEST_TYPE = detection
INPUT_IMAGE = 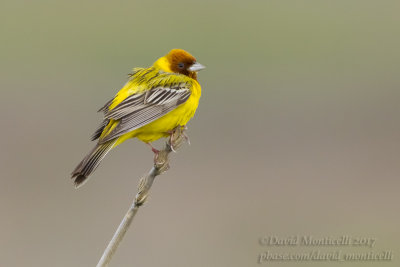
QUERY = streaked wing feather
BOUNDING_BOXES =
[91,119,109,141]
[104,93,147,120]
[97,98,113,113]
[99,86,191,143]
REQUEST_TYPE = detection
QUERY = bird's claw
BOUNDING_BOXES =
[167,125,189,152]
[168,132,178,152]
[146,143,160,161]
[183,131,191,145]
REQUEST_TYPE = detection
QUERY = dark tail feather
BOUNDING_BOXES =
[71,140,116,188]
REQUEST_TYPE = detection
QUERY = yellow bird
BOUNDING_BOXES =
[71,49,205,188]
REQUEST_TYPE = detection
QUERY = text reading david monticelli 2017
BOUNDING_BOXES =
[259,235,376,248]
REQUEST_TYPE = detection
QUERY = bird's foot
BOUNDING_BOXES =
[166,125,188,152]
[182,131,191,145]
[166,130,177,152]
[169,136,177,153]
[146,143,160,161]
[180,125,190,145]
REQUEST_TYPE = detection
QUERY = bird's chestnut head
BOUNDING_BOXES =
[155,49,205,80]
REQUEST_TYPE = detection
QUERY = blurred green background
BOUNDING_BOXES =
[1,0,399,266]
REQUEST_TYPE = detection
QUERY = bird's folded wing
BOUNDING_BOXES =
[98,84,191,143]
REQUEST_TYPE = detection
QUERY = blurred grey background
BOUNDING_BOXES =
[1,1,399,266]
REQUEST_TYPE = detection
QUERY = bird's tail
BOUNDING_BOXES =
[71,140,116,188]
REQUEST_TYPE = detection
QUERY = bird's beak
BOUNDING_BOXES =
[189,62,206,72]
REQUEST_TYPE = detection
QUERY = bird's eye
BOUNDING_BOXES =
[178,62,185,69]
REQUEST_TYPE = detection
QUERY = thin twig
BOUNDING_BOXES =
[96,126,187,267]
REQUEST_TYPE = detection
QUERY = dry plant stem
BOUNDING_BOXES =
[96,127,186,267]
